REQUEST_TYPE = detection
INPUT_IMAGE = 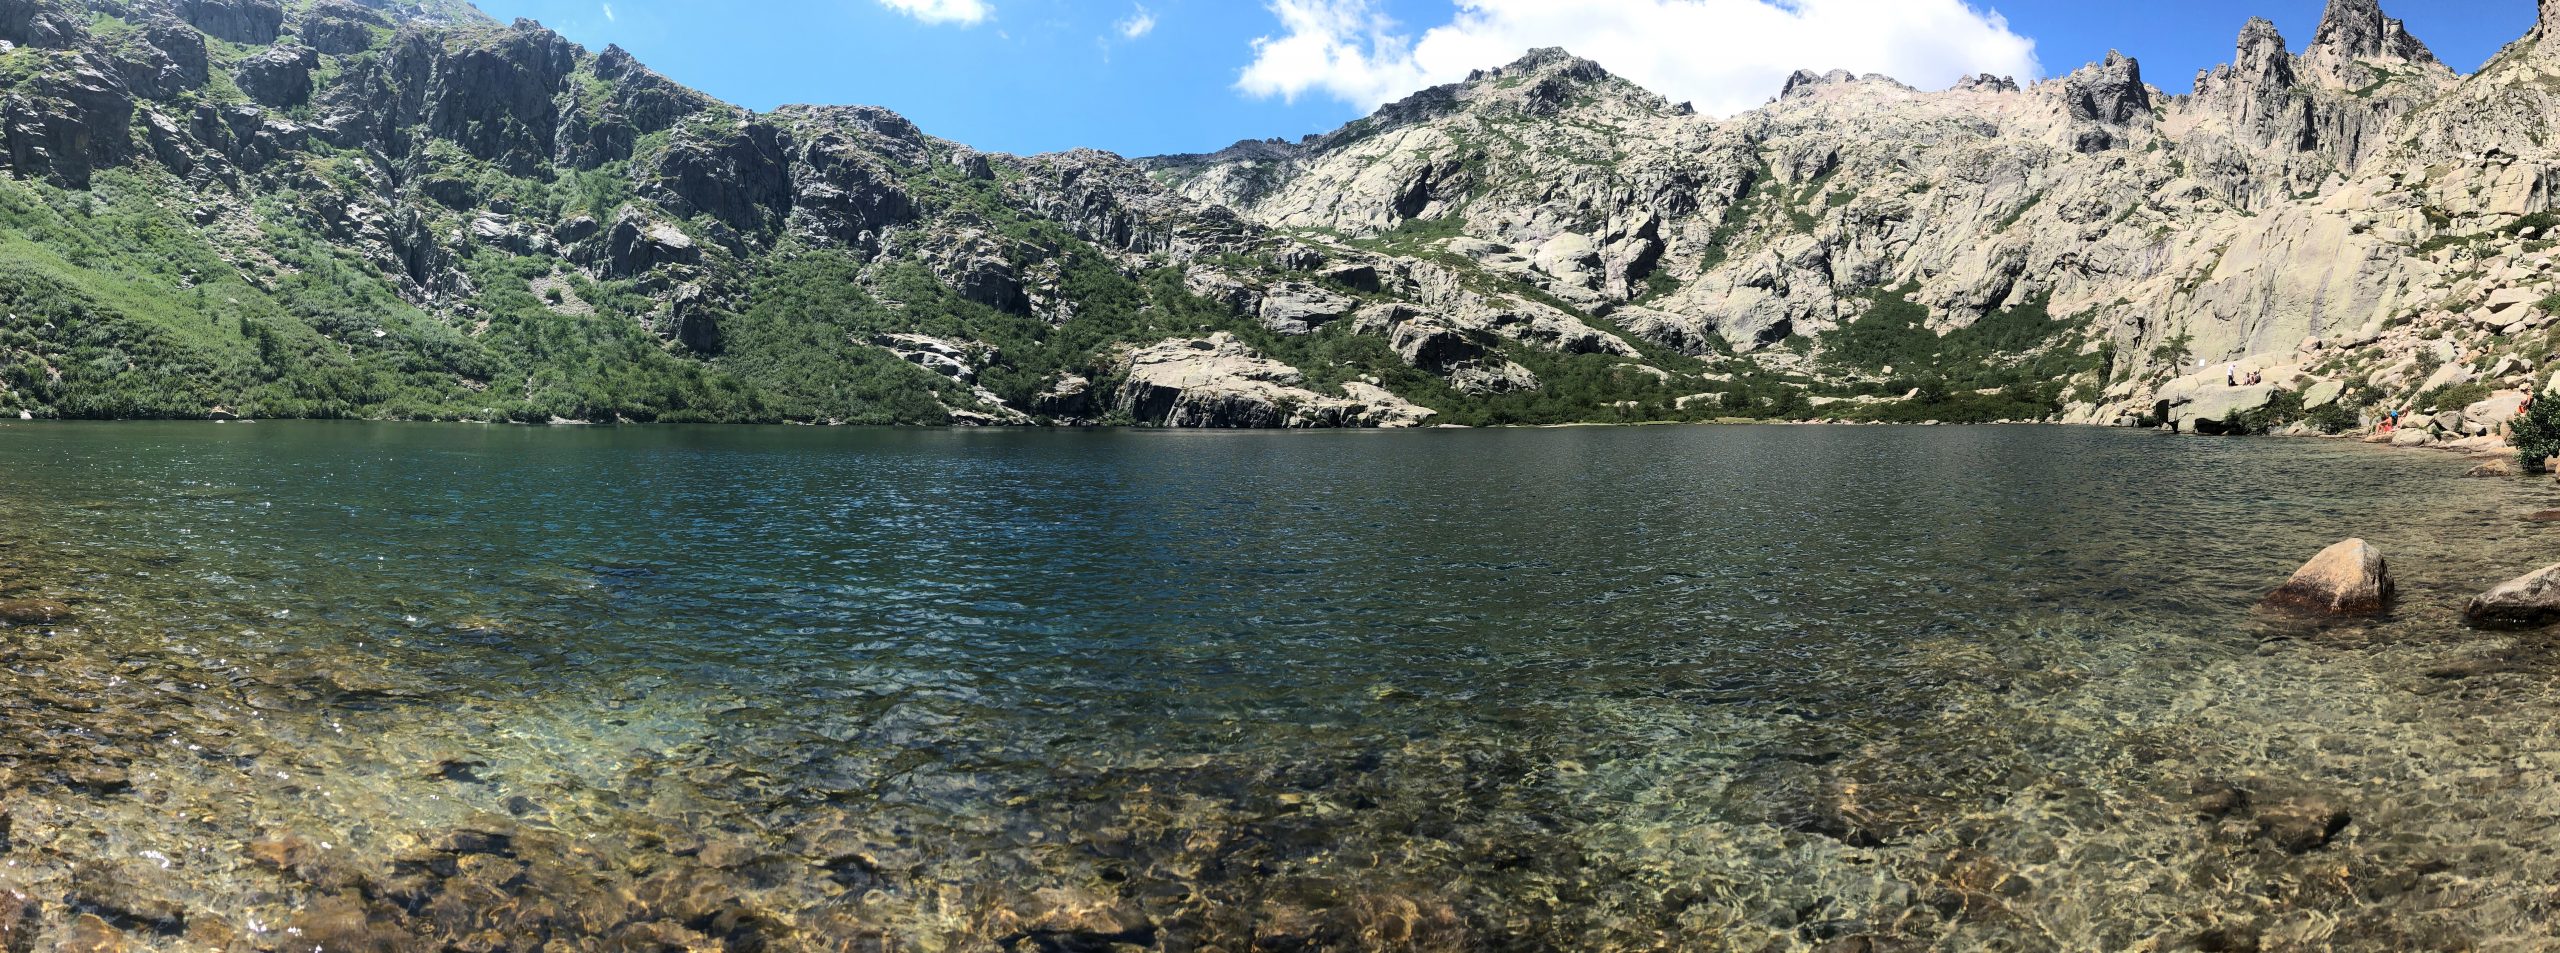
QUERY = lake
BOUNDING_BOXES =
[0,421,2554,951]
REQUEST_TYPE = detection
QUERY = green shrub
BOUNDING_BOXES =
[2514,395,2560,472]
[2417,380,2496,414]
[2304,401,2361,435]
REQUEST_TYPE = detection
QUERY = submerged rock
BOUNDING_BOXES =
[0,598,71,625]
[2466,458,2521,478]
[2262,539,2395,615]
[2255,797,2352,854]
[2466,563,2560,628]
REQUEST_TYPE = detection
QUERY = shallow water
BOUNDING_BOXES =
[1,422,2557,951]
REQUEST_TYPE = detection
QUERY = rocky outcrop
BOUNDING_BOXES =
[1113,334,1435,429]
[2308,0,2433,66]
[2062,52,2152,154]
[300,0,390,55]
[2262,539,2395,614]
[1258,283,1355,335]
[639,118,792,240]
[1354,303,1541,395]
[2,52,134,188]
[593,209,699,279]
[234,44,317,109]
[176,0,280,44]
[111,19,209,100]
[0,0,85,48]
[2467,564,2560,628]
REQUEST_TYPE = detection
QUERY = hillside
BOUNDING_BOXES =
[0,0,2553,432]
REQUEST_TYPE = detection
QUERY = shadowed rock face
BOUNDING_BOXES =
[2063,51,2152,153]
[2264,539,2396,615]
[176,0,281,44]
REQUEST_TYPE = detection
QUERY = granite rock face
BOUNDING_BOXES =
[1113,333,1436,429]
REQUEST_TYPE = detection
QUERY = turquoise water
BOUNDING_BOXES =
[0,422,2555,951]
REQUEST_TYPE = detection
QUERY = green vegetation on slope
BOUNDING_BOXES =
[1809,284,2105,423]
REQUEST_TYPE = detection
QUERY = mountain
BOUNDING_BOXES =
[0,0,2550,432]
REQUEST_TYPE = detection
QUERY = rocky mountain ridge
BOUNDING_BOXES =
[0,0,2553,433]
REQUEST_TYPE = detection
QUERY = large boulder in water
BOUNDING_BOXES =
[2468,564,2560,628]
[2263,539,2395,615]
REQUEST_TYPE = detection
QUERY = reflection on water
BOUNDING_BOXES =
[0,421,2556,950]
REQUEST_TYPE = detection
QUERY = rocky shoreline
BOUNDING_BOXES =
[2,426,2560,952]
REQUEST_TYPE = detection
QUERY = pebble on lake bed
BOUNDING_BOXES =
[2262,539,2395,615]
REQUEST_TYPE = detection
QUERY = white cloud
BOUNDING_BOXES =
[1118,4,1157,40]
[600,2,615,21]
[877,0,994,26]
[1238,0,2042,115]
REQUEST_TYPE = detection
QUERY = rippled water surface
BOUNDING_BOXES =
[3,422,2559,952]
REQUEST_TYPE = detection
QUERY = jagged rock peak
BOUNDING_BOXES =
[2238,16,2285,51]
[2062,51,2152,153]
[2234,17,2294,86]
[1778,68,1915,99]
[1951,73,2020,94]
[2311,0,2435,63]
[1466,47,1610,86]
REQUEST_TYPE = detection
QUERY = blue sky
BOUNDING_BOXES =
[470,0,2534,159]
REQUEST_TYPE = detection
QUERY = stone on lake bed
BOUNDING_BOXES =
[2262,539,2395,615]
[0,599,71,625]
[2255,796,2353,854]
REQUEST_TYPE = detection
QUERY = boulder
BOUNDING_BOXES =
[1446,359,1540,396]
[2466,563,2560,628]
[1031,375,1092,420]
[2466,458,2520,478]
[2176,385,2275,434]
[2465,392,2528,431]
[2261,539,2395,615]
[2420,361,2475,394]
[2302,379,2346,409]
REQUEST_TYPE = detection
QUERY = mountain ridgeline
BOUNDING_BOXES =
[0,0,2553,429]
